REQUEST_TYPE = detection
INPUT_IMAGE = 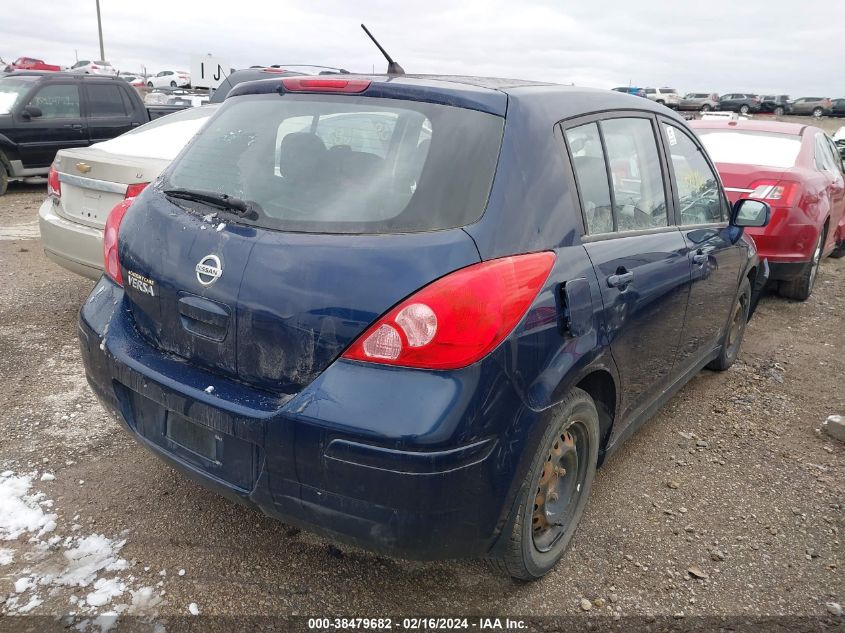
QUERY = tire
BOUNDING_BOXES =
[489,388,599,580]
[774,106,784,116]
[779,231,824,301]
[812,107,823,118]
[831,241,845,259]
[147,82,153,88]
[170,81,177,88]
[0,159,8,197]
[707,277,751,371]
[739,104,750,114]
[701,104,712,112]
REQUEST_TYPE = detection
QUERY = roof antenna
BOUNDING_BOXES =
[361,24,405,75]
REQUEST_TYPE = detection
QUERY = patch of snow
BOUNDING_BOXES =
[40,473,55,482]
[188,602,199,615]
[0,472,57,540]
[85,577,126,607]
[16,595,43,613]
[204,386,214,394]
[178,568,185,576]
[56,534,128,588]
[15,576,34,593]
[0,548,14,565]
[216,222,226,232]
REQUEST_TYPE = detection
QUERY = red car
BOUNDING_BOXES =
[691,119,845,300]
[8,57,62,72]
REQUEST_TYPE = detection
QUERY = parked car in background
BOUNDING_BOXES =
[80,76,768,581]
[718,94,762,114]
[692,119,845,300]
[39,105,218,278]
[831,99,845,117]
[69,60,118,76]
[644,87,680,108]
[0,72,177,194]
[679,92,719,112]
[759,95,792,116]
[120,75,146,88]
[8,57,62,72]
[147,70,190,89]
[611,86,646,98]
[790,97,832,118]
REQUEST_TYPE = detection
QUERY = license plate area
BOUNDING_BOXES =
[166,413,220,464]
[115,383,262,492]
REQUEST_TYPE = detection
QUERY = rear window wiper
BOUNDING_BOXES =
[163,188,260,220]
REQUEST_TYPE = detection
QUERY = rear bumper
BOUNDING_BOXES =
[743,211,820,277]
[78,279,531,560]
[38,198,103,280]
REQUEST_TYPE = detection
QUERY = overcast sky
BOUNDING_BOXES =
[3,0,843,96]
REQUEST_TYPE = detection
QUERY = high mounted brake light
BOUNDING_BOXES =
[342,252,556,370]
[281,77,371,93]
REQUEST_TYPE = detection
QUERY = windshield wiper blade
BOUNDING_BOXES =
[163,188,260,220]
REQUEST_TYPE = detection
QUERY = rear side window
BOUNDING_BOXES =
[26,84,80,118]
[565,123,613,233]
[662,124,725,225]
[164,94,504,234]
[87,84,128,118]
[565,117,667,234]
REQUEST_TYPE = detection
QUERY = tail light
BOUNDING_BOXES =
[124,182,148,199]
[47,165,61,200]
[747,180,799,206]
[103,199,133,286]
[342,252,556,370]
[281,77,371,93]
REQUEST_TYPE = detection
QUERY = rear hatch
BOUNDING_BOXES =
[117,81,506,393]
[56,148,164,229]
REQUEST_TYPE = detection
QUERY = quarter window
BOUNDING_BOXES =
[26,84,80,119]
[663,123,725,225]
[565,123,613,234]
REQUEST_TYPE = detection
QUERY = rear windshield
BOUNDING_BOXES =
[163,94,505,233]
[696,130,802,169]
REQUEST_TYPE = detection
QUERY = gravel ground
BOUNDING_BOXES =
[0,184,842,632]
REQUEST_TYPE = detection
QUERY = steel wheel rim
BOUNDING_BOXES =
[532,419,589,553]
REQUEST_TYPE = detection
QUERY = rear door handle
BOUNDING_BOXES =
[607,270,634,288]
[64,123,84,129]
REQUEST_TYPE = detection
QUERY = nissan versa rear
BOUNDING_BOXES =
[79,75,769,579]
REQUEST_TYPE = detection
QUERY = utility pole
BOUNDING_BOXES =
[96,0,105,61]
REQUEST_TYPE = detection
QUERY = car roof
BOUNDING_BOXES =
[227,73,679,121]
[690,119,810,136]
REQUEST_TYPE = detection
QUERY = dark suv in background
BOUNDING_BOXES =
[718,93,762,114]
[759,95,792,116]
[0,72,149,195]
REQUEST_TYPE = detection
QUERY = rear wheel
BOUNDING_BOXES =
[774,106,785,116]
[739,104,750,114]
[701,104,712,112]
[812,107,823,118]
[489,388,599,580]
[147,81,153,88]
[170,81,177,87]
[0,160,8,197]
[779,231,824,301]
[707,277,751,371]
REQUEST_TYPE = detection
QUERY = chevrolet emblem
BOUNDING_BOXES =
[76,162,91,174]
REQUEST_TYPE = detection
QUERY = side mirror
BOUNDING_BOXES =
[837,142,845,161]
[730,198,770,228]
[21,105,42,119]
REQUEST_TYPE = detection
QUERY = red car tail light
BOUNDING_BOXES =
[342,252,556,370]
[747,180,800,206]
[47,166,61,200]
[103,199,133,286]
[281,77,371,93]
[124,182,149,199]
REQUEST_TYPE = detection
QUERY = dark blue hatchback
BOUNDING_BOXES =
[79,74,770,579]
